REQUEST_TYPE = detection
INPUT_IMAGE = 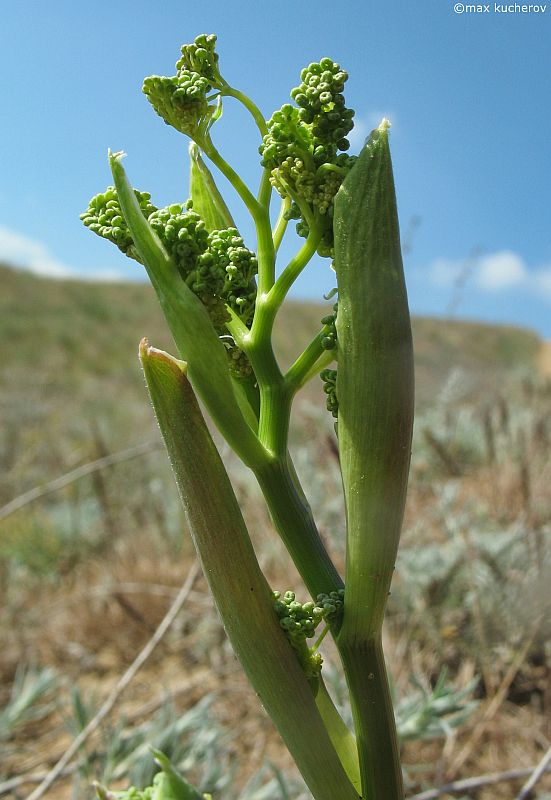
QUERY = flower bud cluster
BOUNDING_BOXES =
[259,59,356,257]
[142,70,212,139]
[320,302,338,351]
[177,33,221,87]
[80,186,157,262]
[291,59,354,150]
[81,190,257,377]
[272,589,344,678]
[321,369,338,419]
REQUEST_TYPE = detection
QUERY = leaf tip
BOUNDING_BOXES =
[139,337,188,375]
[107,148,126,163]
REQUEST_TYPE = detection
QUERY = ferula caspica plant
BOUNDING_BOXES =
[83,33,414,800]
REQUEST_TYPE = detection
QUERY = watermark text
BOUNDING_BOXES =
[454,2,547,13]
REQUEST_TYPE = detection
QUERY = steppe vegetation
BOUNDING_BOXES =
[1,264,549,798]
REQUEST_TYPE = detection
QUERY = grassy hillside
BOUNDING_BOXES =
[0,262,541,413]
[1,263,549,799]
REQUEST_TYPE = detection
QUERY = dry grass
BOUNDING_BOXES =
[1,265,550,798]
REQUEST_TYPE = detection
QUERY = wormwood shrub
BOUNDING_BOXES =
[82,34,414,800]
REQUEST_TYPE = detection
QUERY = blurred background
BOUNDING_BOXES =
[1,2,550,798]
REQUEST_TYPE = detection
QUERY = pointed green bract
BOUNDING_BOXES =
[187,143,261,422]
[189,142,235,232]
[151,751,204,799]
[333,120,413,799]
[109,151,266,470]
[334,120,414,636]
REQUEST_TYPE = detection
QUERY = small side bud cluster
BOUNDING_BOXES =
[272,589,344,679]
[321,369,338,419]
[315,589,345,619]
[320,302,338,351]
[80,186,157,261]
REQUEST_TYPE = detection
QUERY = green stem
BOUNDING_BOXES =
[219,87,272,212]
[245,230,321,399]
[258,376,290,457]
[301,348,336,385]
[315,677,361,794]
[254,455,343,599]
[272,196,292,254]
[256,213,277,294]
[337,636,404,799]
[221,85,268,136]
[267,227,321,312]
[202,137,261,221]
[285,326,334,393]
[313,624,330,651]
[258,166,273,209]
[243,300,286,456]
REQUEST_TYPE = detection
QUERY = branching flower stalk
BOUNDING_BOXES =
[83,34,414,800]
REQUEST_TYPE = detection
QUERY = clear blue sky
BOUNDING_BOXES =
[2,0,550,336]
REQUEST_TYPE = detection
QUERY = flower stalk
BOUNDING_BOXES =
[82,37,414,800]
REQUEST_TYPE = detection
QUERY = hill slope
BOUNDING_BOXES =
[0,262,541,433]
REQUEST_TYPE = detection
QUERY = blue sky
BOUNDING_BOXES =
[1,1,550,336]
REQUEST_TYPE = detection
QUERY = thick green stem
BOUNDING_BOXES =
[258,380,290,456]
[337,637,404,799]
[254,456,343,599]
[333,122,413,799]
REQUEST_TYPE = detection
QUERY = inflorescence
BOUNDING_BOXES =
[80,190,257,376]
[260,58,356,257]
[272,589,344,679]
[142,69,214,142]
[82,36,352,389]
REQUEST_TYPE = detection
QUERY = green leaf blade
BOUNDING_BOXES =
[140,342,360,800]
[188,142,236,232]
[334,121,414,638]
[109,151,265,470]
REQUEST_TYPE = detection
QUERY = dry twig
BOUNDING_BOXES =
[515,745,551,800]
[0,441,161,521]
[410,763,551,799]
